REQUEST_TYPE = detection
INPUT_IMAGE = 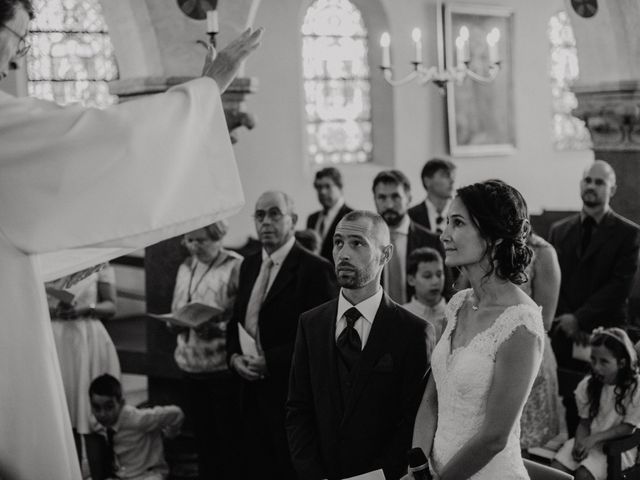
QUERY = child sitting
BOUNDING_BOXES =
[402,247,447,343]
[89,374,185,480]
[551,327,640,480]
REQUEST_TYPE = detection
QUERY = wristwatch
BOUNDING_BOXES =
[87,303,97,318]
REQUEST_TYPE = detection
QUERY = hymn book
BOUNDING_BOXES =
[149,302,223,329]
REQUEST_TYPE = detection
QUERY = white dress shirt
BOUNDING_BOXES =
[425,197,451,233]
[315,198,345,241]
[262,235,296,292]
[335,287,384,349]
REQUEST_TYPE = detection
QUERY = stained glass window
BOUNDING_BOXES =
[26,0,119,108]
[549,11,591,151]
[302,0,373,165]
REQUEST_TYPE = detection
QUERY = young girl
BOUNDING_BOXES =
[552,327,640,480]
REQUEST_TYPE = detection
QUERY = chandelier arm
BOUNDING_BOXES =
[380,67,420,87]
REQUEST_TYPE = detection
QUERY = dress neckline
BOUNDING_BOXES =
[447,289,539,357]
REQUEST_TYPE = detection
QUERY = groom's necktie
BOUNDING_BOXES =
[337,307,362,371]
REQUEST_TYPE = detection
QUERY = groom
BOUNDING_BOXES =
[286,210,431,480]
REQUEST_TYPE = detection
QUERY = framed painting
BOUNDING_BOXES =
[444,4,515,156]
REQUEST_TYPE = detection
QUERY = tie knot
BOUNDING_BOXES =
[262,257,274,269]
[583,216,596,229]
[344,307,361,327]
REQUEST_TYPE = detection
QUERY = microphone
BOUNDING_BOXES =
[407,447,432,480]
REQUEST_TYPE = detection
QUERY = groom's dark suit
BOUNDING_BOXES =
[286,293,430,480]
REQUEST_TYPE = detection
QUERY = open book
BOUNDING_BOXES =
[149,302,223,329]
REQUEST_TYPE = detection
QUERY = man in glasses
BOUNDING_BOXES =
[227,190,338,480]
[0,1,262,479]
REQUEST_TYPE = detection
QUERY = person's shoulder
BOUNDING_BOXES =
[408,202,425,214]
[609,210,640,233]
[299,298,338,330]
[297,243,333,269]
[410,220,439,241]
[550,213,580,232]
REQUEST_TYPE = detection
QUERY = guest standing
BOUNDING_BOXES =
[170,221,242,480]
[409,180,544,479]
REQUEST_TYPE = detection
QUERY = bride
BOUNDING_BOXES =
[408,179,544,479]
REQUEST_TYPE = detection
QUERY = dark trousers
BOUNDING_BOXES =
[185,374,241,480]
[551,327,590,437]
[240,381,297,480]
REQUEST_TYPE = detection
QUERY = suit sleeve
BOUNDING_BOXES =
[286,314,326,480]
[226,262,246,367]
[382,318,430,479]
[263,259,338,375]
[575,226,640,331]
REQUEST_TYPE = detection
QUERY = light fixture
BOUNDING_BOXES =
[379,0,502,93]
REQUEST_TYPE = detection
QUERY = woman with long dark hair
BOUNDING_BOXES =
[409,179,544,479]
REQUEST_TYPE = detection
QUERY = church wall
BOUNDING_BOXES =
[225,0,593,246]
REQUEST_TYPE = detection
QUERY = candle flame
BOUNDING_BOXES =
[486,27,500,46]
[412,28,422,42]
[459,25,469,40]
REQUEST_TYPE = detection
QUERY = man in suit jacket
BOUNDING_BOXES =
[408,158,456,234]
[307,167,353,264]
[550,160,640,434]
[372,169,451,303]
[287,210,430,480]
[227,191,338,479]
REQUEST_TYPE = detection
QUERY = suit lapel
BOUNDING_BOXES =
[240,255,262,323]
[341,294,395,424]
[563,216,581,261]
[262,243,300,306]
[325,301,344,418]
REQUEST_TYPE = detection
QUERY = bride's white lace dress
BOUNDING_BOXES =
[431,289,544,479]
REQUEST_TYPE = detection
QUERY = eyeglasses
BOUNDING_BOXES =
[253,208,286,223]
[2,24,30,58]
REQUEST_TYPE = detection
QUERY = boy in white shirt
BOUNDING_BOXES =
[89,374,184,480]
[403,247,447,343]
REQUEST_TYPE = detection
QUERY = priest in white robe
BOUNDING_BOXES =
[0,2,263,478]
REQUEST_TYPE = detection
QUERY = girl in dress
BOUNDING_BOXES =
[408,179,545,479]
[47,264,119,460]
[552,327,640,480]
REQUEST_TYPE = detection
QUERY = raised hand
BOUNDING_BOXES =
[202,27,264,93]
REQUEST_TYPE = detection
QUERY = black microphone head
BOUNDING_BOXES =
[407,447,428,468]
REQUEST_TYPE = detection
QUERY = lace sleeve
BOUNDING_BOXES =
[446,289,470,318]
[492,305,545,356]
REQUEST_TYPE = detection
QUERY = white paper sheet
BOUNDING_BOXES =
[343,469,386,480]
[238,323,259,357]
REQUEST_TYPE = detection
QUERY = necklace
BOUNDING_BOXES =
[187,257,218,302]
[469,291,480,311]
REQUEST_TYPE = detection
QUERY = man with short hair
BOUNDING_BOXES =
[408,158,457,234]
[550,160,640,435]
[227,191,337,480]
[287,210,430,480]
[307,167,353,263]
[372,170,447,304]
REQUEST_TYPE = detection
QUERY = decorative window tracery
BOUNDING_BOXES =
[302,0,373,165]
[549,11,591,151]
[27,0,119,108]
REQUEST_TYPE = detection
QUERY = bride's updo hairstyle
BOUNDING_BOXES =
[456,179,532,284]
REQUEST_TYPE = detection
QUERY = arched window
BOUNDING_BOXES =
[548,10,591,151]
[302,0,373,165]
[26,0,119,109]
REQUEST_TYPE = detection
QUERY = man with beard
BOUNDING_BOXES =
[307,167,353,264]
[550,160,640,435]
[226,191,337,479]
[372,170,447,304]
[286,210,430,480]
[408,158,457,234]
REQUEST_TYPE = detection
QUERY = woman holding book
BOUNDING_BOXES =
[47,263,119,460]
[170,220,242,480]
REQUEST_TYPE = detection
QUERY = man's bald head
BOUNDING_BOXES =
[584,160,616,186]
[339,210,390,247]
[580,160,617,210]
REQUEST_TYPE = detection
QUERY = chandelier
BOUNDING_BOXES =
[379,1,502,92]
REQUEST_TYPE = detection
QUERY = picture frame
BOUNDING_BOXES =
[444,4,515,157]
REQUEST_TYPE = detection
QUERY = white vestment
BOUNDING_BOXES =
[0,77,243,480]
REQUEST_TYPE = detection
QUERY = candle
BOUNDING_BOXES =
[380,32,391,68]
[486,27,500,63]
[412,28,422,63]
[206,10,219,34]
[459,26,470,63]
